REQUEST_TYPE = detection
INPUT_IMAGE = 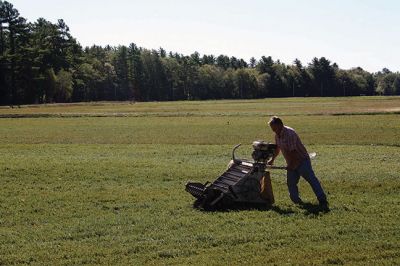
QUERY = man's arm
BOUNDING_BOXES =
[267,146,280,165]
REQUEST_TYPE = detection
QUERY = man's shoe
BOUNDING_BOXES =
[319,199,330,211]
[292,199,304,205]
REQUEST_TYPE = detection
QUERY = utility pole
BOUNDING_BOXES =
[0,18,7,105]
[320,82,323,97]
[292,82,295,97]
[0,20,4,56]
[343,80,346,97]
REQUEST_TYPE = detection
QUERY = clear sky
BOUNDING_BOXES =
[10,0,400,72]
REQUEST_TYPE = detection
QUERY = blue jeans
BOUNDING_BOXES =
[287,159,327,203]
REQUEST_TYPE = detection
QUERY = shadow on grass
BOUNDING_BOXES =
[194,202,296,215]
[298,202,330,215]
[228,204,296,215]
[193,201,330,216]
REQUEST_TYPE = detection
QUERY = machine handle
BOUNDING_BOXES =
[265,165,287,170]
[232,143,242,163]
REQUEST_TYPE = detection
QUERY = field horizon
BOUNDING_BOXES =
[0,96,399,265]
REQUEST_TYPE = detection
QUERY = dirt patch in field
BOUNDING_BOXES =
[383,107,400,112]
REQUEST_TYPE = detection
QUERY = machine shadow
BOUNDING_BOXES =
[193,201,330,216]
[194,202,296,215]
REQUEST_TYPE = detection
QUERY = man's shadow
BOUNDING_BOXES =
[297,202,330,215]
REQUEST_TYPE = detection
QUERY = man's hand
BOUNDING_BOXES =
[267,146,279,165]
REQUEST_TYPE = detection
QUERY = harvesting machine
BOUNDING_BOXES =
[185,141,285,210]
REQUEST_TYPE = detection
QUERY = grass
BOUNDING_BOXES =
[1,96,400,117]
[0,97,399,265]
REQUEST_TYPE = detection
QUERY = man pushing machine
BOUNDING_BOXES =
[267,116,329,209]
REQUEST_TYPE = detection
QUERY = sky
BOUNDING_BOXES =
[10,0,400,72]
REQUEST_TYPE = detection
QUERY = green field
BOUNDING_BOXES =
[1,97,399,265]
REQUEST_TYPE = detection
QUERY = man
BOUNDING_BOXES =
[267,116,328,208]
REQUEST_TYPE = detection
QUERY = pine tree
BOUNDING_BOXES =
[0,1,26,105]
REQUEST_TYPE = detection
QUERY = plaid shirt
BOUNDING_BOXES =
[275,126,309,163]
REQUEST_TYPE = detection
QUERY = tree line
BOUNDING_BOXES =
[1,1,400,105]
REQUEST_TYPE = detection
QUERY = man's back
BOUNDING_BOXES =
[275,126,309,162]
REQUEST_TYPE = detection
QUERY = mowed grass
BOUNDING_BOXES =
[0,97,399,265]
[0,96,400,117]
